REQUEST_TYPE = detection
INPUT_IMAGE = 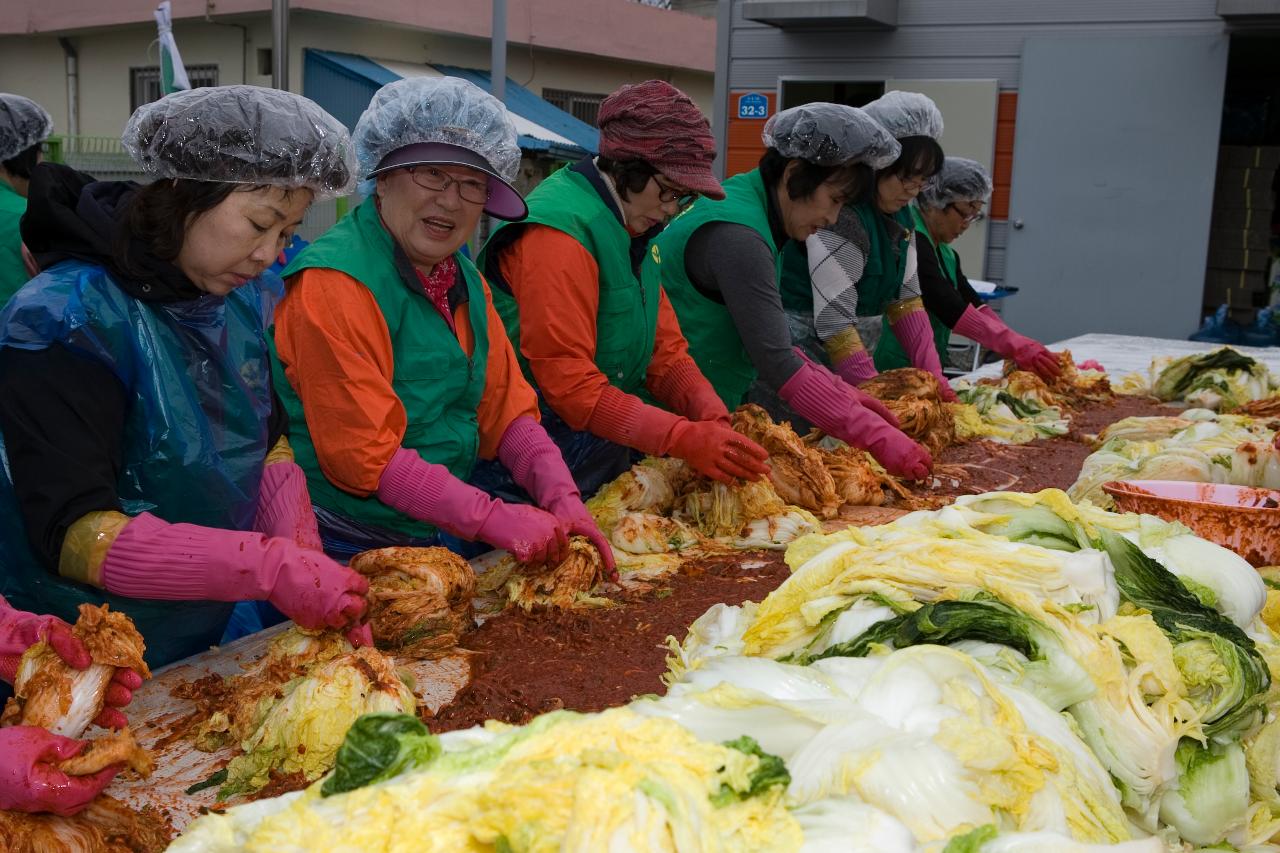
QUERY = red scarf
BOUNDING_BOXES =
[414,256,458,334]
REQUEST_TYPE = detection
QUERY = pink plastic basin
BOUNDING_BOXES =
[1101,480,1280,567]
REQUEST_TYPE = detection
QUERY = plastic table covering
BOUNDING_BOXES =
[959,332,1280,383]
[106,624,471,833]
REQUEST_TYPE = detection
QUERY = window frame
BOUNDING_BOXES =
[129,64,220,112]
[542,87,607,128]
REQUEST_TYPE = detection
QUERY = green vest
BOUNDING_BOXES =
[874,205,956,371]
[272,196,490,539]
[650,169,779,408]
[776,202,911,321]
[777,239,812,315]
[0,181,28,305]
[481,165,659,397]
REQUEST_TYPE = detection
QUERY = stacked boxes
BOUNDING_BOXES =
[1204,146,1278,323]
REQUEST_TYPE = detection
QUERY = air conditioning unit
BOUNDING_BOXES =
[742,0,898,30]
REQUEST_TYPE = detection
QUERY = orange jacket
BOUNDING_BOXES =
[273,267,539,497]
[498,224,723,446]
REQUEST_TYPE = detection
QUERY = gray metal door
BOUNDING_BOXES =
[1001,34,1228,343]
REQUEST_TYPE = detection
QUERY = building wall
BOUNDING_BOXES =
[0,10,713,141]
[720,0,1228,283]
[0,21,254,139]
[0,0,717,75]
[724,1,1224,92]
[0,35,74,135]
[286,13,714,118]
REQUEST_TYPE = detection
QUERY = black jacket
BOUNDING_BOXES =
[915,230,983,328]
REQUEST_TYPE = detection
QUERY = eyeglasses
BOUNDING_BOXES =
[897,175,928,193]
[653,176,697,211]
[406,166,491,205]
[949,201,986,223]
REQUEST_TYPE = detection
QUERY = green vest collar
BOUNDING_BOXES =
[572,158,626,229]
[849,202,910,315]
[910,203,959,286]
[910,204,935,251]
[285,195,474,311]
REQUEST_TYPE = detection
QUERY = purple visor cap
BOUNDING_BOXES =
[369,142,528,221]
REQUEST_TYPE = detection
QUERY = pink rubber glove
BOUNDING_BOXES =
[648,359,731,424]
[0,727,120,816]
[254,462,323,551]
[1077,359,1104,372]
[99,513,369,639]
[666,420,772,484]
[779,358,933,481]
[954,305,1060,382]
[832,348,879,387]
[498,417,618,581]
[793,348,901,430]
[0,598,140,730]
[377,447,568,568]
[345,623,374,648]
[889,307,957,402]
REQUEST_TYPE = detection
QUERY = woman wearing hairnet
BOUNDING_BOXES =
[0,94,53,301]
[650,102,932,481]
[478,80,769,496]
[0,86,371,669]
[780,91,954,398]
[270,76,613,573]
[877,157,1058,380]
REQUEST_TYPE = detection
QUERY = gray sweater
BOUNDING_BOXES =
[682,187,804,392]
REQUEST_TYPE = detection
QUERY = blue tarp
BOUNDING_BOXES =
[304,49,598,159]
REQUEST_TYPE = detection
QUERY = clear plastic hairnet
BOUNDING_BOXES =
[121,85,357,198]
[0,94,53,162]
[863,90,944,141]
[353,76,521,182]
[918,156,993,209]
[762,103,900,168]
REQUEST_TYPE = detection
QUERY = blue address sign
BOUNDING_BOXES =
[737,92,769,120]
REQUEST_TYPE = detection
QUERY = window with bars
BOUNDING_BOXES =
[542,88,607,128]
[130,65,220,112]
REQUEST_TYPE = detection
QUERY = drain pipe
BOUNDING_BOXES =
[491,0,506,103]
[58,37,79,137]
[271,0,289,90]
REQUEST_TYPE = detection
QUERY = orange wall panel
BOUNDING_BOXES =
[724,89,775,178]
[991,92,1018,221]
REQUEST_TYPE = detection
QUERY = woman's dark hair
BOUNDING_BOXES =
[879,135,945,182]
[758,148,871,203]
[112,179,240,275]
[2,142,42,182]
[596,156,659,201]
[862,135,945,205]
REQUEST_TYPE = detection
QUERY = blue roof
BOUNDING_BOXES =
[304,49,598,159]
[308,50,401,87]
[431,64,600,158]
